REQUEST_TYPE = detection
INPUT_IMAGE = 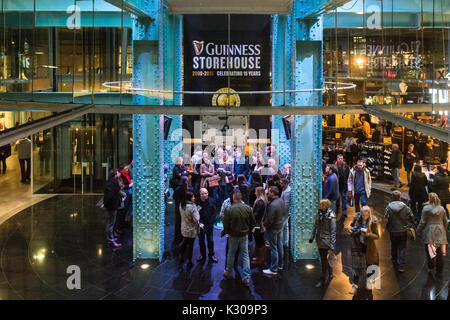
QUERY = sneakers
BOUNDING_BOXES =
[208,255,218,263]
[263,269,277,275]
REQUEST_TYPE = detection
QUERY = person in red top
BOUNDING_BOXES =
[116,164,133,235]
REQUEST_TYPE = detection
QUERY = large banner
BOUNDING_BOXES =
[183,14,271,136]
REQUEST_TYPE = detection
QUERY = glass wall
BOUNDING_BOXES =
[32,114,132,194]
[0,0,133,104]
[324,0,450,108]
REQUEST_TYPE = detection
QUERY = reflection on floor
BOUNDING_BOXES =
[0,152,53,225]
[0,190,448,300]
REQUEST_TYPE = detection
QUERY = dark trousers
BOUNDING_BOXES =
[390,232,407,269]
[410,198,424,222]
[254,229,265,248]
[352,267,373,300]
[198,224,215,257]
[0,156,6,172]
[319,248,333,284]
[179,237,195,264]
[174,199,183,243]
[19,158,30,182]
[424,244,444,274]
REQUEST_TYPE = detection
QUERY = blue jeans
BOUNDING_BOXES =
[336,190,347,216]
[330,199,337,215]
[392,168,400,189]
[354,192,367,214]
[226,235,251,282]
[406,169,412,185]
[267,229,283,272]
[281,217,289,247]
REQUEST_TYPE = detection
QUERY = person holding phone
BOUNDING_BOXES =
[346,206,379,300]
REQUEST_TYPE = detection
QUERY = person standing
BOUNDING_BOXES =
[280,178,291,250]
[385,191,415,273]
[172,157,189,244]
[196,188,218,263]
[233,148,250,179]
[103,169,123,248]
[309,199,336,288]
[0,143,11,174]
[222,190,256,287]
[251,186,267,266]
[323,164,340,214]
[200,152,219,203]
[409,165,428,223]
[263,186,286,275]
[416,193,448,278]
[179,191,201,270]
[335,154,350,219]
[389,144,404,191]
[248,171,263,207]
[15,137,31,183]
[404,144,417,186]
[346,206,379,300]
[347,160,372,214]
[430,166,450,220]
[215,149,234,206]
[361,116,371,138]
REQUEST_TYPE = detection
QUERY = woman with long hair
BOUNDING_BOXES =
[417,193,448,278]
[248,171,263,207]
[346,205,379,300]
[178,191,201,270]
[251,186,267,266]
[309,199,336,288]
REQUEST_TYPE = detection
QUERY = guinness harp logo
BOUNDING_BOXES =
[193,40,204,56]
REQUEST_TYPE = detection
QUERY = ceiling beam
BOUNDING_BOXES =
[167,0,294,14]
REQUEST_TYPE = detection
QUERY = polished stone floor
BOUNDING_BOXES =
[0,190,448,300]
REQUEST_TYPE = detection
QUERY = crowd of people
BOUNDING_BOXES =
[169,145,292,287]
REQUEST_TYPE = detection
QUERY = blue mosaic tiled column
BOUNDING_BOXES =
[289,5,324,260]
[271,14,293,171]
[132,0,166,261]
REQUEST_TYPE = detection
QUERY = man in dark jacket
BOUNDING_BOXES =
[222,190,256,287]
[103,169,123,248]
[233,149,250,178]
[389,144,404,190]
[263,186,286,275]
[384,191,415,272]
[335,154,350,219]
[403,144,417,186]
[0,143,11,174]
[196,188,218,263]
[323,164,340,214]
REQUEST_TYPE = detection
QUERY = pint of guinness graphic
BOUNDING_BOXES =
[212,88,240,107]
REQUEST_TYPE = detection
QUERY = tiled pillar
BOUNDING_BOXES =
[132,0,167,261]
[289,5,324,260]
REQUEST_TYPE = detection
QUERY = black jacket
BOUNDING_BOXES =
[310,208,336,251]
[238,183,250,205]
[389,150,402,169]
[403,151,417,171]
[385,201,415,233]
[263,197,285,232]
[248,181,263,207]
[103,178,121,211]
[0,144,11,158]
[196,197,217,226]
[172,165,188,187]
[336,163,350,193]
[431,172,450,204]
[409,172,428,203]
[252,199,266,224]
[223,202,256,237]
